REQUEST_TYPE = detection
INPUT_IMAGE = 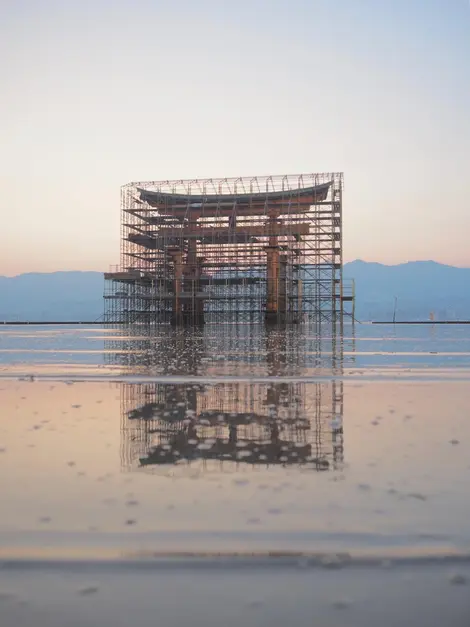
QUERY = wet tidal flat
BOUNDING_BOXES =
[0,323,469,626]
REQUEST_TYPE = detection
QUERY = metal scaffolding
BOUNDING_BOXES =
[106,325,345,474]
[104,173,352,327]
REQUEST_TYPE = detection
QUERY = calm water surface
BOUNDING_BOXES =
[0,323,469,626]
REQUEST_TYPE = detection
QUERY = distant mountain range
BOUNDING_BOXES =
[344,260,470,321]
[0,261,469,322]
[0,271,104,322]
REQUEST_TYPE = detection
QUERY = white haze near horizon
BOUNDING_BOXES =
[1,0,469,275]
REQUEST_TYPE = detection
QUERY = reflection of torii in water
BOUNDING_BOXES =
[140,410,321,468]
[139,328,329,470]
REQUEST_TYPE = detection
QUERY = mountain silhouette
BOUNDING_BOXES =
[0,272,104,322]
[344,260,470,320]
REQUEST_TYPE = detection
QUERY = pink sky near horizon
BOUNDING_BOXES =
[1,1,470,276]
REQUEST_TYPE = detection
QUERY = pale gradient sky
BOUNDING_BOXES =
[1,0,469,276]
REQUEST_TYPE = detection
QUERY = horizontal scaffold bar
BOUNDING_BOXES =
[105,294,342,301]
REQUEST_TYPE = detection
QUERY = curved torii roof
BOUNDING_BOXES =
[138,181,332,208]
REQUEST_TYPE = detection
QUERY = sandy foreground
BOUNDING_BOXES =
[1,556,469,627]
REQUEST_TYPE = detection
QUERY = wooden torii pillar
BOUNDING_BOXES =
[168,247,183,326]
[265,214,288,324]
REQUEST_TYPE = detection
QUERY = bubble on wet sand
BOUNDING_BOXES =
[246,517,261,525]
[78,586,99,596]
[237,450,252,459]
[448,573,467,586]
[329,417,342,430]
[233,479,249,486]
[332,598,352,610]
[197,442,213,451]
[246,600,264,609]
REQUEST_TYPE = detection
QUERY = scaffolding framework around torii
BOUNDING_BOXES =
[104,172,352,326]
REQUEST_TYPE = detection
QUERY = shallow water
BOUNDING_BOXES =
[0,323,469,625]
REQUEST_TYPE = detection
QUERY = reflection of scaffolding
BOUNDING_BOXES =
[104,173,353,326]
[121,380,343,473]
[104,324,343,377]
[105,325,346,473]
